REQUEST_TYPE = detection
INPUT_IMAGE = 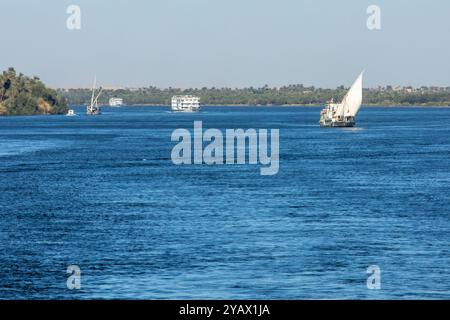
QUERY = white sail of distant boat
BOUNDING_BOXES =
[336,72,363,117]
[87,76,103,115]
[90,76,96,108]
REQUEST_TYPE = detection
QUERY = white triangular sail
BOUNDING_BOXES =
[335,72,363,117]
[334,102,344,116]
[343,72,363,117]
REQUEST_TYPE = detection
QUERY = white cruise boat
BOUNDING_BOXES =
[109,98,124,107]
[171,95,201,112]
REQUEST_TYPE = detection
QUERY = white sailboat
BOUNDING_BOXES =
[319,71,364,127]
[86,76,103,115]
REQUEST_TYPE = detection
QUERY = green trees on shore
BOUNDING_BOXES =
[1,66,448,112]
[60,85,450,107]
[0,68,68,116]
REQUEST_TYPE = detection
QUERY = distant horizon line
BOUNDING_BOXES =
[3,67,448,90]
[52,84,450,91]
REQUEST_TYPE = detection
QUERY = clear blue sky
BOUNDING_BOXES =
[0,0,449,88]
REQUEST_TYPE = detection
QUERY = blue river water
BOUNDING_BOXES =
[0,106,449,299]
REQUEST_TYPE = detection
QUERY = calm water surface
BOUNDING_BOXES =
[0,106,449,299]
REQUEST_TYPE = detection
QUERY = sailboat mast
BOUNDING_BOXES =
[90,76,96,107]
[93,87,103,105]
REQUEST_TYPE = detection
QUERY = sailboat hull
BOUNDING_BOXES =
[319,113,356,127]
[87,109,101,115]
[320,120,355,127]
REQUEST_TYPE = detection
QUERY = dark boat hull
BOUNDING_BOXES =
[86,106,102,115]
[87,111,102,115]
[320,120,355,128]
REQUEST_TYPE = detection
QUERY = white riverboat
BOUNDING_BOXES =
[319,72,364,127]
[109,97,124,107]
[171,95,201,112]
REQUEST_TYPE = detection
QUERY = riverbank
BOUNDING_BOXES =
[0,68,68,116]
[119,103,450,108]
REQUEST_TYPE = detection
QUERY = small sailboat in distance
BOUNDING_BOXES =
[320,71,364,127]
[86,76,103,115]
